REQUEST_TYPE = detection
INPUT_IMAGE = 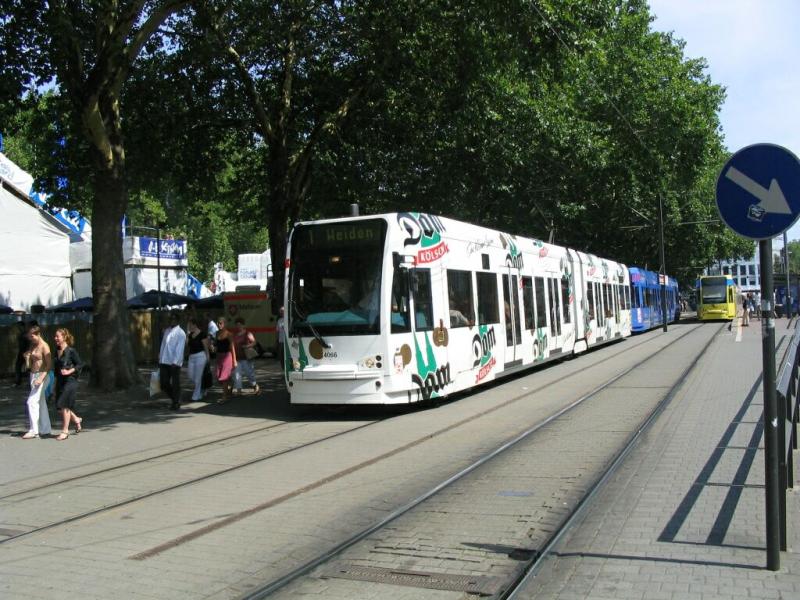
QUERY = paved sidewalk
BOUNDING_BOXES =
[0,357,291,484]
[522,316,800,599]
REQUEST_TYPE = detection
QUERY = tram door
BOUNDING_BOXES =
[502,271,523,367]
[547,277,562,352]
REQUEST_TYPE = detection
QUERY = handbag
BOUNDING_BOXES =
[149,369,161,397]
[201,363,213,390]
[244,346,258,360]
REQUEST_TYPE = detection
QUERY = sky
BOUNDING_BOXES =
[647,0,800,242]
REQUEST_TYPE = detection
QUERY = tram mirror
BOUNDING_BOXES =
[392,252,415,269]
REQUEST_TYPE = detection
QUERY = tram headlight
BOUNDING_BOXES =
[365,358,375,368]
[292,359,301,370]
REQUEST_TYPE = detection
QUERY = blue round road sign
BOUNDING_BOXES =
[715,143,800,240]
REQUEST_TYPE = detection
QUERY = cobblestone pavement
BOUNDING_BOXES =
[520,316,800,600]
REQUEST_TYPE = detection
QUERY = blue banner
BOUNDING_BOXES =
[187,273,204,298]
[139,237,187,260]
[29,190,89,237]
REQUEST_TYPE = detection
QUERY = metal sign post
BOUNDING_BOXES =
[716,143,800,571]
[759,238,780,570]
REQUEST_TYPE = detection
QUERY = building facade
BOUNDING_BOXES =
[705,242,760,292]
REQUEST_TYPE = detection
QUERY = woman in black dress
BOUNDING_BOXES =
[53,328,83,440]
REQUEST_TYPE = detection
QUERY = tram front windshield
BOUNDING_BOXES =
[700,277,728,303]
[288,219,387,336]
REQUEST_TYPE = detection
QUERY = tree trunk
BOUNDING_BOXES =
[89,162,138,390]
[269,213,290,315]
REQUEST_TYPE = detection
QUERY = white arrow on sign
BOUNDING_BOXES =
[725,166,791,214]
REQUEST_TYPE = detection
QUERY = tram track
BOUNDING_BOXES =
[0,420,295,499]
[224,322,718,599]
[500,322,726,599]
[0,420,379,544]
[0,323,703,556]
[125,324,706,562]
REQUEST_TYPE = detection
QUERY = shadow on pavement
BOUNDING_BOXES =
[0,358,417,436]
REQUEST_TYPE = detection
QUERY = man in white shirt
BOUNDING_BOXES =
[159,311,187,410]
[207,314,219,341]
[206,313,219,358]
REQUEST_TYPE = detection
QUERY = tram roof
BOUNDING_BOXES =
[293,212,626,267]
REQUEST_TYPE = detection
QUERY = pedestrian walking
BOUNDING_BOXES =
[22,325,52,439]
[186,317,211,402]
[741,293,750,326]
[158,311,187,410]
[276,306,285,366]
[214,317,237,404]
[233,317,259,394]
[53,328,83,440]
[206,313,219,354]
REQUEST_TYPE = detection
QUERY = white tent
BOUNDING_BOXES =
[0,178,73,311]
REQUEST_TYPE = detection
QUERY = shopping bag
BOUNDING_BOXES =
[149,369,161,397]
[201,363,213,390]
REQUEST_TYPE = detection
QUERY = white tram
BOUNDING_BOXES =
[284,213,631,404]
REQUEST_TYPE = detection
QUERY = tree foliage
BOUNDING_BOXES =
[1,0,757,388]
[2,0,196,390]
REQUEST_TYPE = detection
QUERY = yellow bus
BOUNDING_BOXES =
[696,275,737,321]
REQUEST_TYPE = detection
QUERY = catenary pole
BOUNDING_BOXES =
[658,194,668,331]
[783,231,791,317]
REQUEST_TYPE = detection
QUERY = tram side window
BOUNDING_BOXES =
[522,276,535,330]
[614,284,621,320]
[624,286,630,310]
[447,269,475,328]
[595,283,604,326]
[391,268,411,333]
[534,277,547,329]
[587,284,595,321]
[477,272,500,325]
[413,269,434,331]
[602,284,608,320]
[560,277,571,324]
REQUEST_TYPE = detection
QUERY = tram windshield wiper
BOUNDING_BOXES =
[290,300,331,349]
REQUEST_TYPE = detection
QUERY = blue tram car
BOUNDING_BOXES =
[629,267,679,332]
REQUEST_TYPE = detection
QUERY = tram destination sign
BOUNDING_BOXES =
[301,219,386,249]
[715,143,800,240]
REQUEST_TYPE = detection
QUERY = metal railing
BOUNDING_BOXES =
[775,320,800,550]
